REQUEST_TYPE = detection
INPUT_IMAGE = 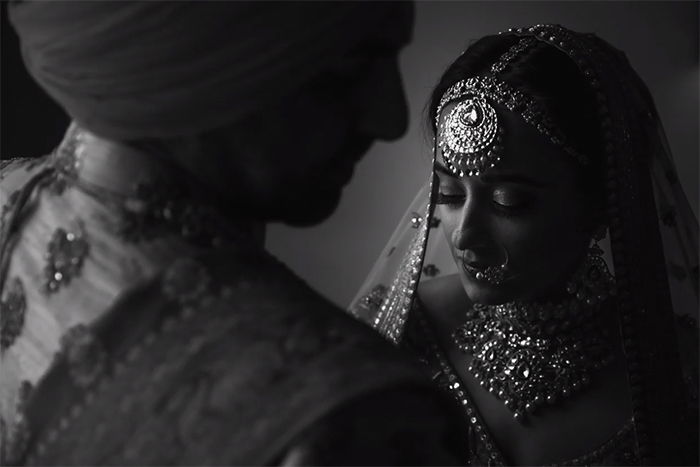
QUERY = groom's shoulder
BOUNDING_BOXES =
[25,250,441,465]
[162,248,426,381]
[200,245,392,333]
[154,250,437,463]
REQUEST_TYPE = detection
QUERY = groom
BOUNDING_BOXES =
[3,1,464,464]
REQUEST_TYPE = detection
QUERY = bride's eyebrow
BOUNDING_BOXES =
[480,172,551,188]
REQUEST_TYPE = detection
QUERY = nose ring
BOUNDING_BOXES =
[465,246,509,285]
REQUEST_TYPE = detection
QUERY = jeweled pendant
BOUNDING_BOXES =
[453,299,612,423]
[439,94,500,176]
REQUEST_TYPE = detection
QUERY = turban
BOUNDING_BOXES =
[9,1,409,140]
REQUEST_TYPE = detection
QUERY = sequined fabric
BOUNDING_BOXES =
[44,225,89,293]
[372,203,432,343]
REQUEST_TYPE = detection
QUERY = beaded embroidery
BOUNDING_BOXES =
[161,257,212,307]
[44,223,90,294]
[0,191,21,241]
[0,278,26,351]
[61,324,107,389]
[48,125,83,195]
[350,284,388,322]
[0,381,32,466]
[372,206,431,343]
[410,212,423,228]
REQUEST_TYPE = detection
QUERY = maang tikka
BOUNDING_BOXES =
[438,92,504,177]
[435,38,588,178]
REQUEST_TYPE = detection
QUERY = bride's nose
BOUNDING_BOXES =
[451,193,486,251]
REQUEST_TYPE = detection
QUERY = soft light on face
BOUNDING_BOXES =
[435,100,594,304]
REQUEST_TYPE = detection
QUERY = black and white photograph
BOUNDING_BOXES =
[1,1,698,465]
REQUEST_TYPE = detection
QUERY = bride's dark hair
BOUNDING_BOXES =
[428,33,606,221]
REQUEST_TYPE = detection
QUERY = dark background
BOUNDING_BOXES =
[2,2,69,159]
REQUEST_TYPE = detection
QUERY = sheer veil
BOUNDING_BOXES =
[349,25,698,464]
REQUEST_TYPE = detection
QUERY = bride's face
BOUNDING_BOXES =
[435,101,595,305]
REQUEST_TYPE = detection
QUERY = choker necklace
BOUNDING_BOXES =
[452,245,616,422]
[453,299,613,422]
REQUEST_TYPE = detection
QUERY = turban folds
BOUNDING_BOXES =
[9,1,406,140]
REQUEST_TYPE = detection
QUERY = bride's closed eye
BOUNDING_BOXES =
[436,192,465,205]
[492,188,532,208]
[436,177,465,205]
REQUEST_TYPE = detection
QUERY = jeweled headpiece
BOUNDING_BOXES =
[435,37,589,177]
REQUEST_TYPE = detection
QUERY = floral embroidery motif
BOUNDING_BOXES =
[1,158,29,181]
[117,181,182,242]
[0,191,21,238]
[162,258,211,307]
[30,127,250,249]
[0,158,15,173]
[0,278,26,351]
[48,126,83,194]
[0,157,50,182]
[422,264,440,277]
[0,381,32,465]
[351,284,388,321]
[661,207,677,226]
[60,324,107,388]
[410,212,423,228]
[108,179,240,248]
[44,222,89,293]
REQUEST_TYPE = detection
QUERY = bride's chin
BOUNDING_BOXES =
[460,275,513,306]
[462,276,568,306]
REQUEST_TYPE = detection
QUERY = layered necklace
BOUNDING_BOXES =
[451,245,616,422]
[412,303,633,466]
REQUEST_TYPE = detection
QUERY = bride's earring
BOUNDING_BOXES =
[566,230,616,306]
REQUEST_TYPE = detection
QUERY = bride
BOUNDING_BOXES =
[351,24,698,465]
